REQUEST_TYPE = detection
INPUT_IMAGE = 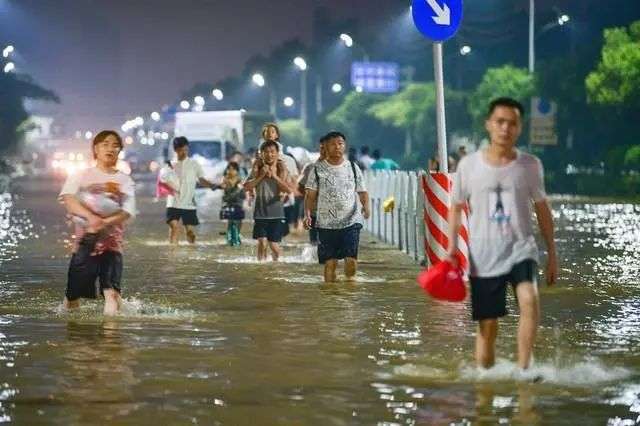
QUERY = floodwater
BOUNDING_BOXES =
[1,177,639,425]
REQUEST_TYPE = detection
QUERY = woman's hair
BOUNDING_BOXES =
[92,130,123,159]
[261,123,280,141]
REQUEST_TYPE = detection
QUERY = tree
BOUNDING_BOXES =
[0,72,58,154]
[367,83,469,168]
[468,65,534,132]
[325,92,385,142]
[278,119,312,148]
[586,21,640,108]
[624,145,640,169]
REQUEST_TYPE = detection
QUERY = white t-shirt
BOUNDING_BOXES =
[164,158,204,210]
[306,159,366,229]
[59,167,136,253]
[278,143,299,178]
[452,149,547,277]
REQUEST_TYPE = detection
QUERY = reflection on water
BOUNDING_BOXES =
[1,183,640,424]
[0,193,38,267]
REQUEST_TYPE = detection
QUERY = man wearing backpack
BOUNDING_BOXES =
[304,131,370,283]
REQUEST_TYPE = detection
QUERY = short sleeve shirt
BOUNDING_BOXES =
[59,167,136,254]
[166,158,204,210]
[306,159,366,229]
[451,149,547,277]
[246,170,285,219]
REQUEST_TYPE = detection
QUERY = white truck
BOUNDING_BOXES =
[173,110,273,163]
[172,110,273,219]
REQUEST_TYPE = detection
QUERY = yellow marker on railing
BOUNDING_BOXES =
[383,196,395,213]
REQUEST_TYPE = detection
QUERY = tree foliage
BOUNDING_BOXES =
[0,73,59,153]
[468,65,534,131]
[278,119,312,149]
[325,92,384,142]
[368,83,469,156]
[586,21,640,108]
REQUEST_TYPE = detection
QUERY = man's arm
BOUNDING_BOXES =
[198,177,220,189]
[272,168,293,193]
[446,203,464,263]
[243,165,264,191]
[303,189,318,228]
[358,191,370,219]
[534,199,558,286]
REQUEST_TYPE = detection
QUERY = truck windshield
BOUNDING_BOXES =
[188,141,222,160]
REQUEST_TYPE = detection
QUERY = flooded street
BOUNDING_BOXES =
[1,177,640,425]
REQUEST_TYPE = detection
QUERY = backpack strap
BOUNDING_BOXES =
[350,160,358,189]
[314,163,320,198]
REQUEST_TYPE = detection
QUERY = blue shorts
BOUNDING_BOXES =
[253,218,286,243]
[317,223,362,264]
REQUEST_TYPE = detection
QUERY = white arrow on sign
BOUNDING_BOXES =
[425,0,450,25]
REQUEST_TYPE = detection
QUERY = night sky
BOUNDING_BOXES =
[0,0,395,134]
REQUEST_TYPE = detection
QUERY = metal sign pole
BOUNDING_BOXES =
[432,42,448,173]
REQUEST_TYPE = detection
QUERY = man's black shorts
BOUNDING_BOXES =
[317,223,362,264]
[470,259,537,321]
[252,218,285,242]
[66,234,122,301]
[166,208,199,226]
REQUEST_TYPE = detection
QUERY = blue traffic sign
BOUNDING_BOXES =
[351,62,400,94]
[412,0,463,42]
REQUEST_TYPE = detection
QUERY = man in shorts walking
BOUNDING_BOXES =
[447,97,558,371]
[163,137,216,244]
[304,131,370,283]
[244,140,292,261]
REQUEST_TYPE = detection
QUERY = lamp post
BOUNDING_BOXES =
[293,56,308,128]
[339,33,369,61]
[252,73,276,117]
[529,0,570,73]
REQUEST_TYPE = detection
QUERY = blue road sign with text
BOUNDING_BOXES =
[351,62,399,94]
[412,0,463,42]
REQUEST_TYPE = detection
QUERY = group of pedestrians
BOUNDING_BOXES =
[57,97,557,376]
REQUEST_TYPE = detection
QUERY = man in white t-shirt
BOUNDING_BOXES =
[162,137,216,244]
[447,97,558,373]
[59,130,136,316]
[305,131,370,283]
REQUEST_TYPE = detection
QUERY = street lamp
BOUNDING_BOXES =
[529,0,571,73]
[251,73,276,117]
[460,45,472,56]
[212,88,224,101]
[293,56,308,128]
[151,111,160,121]
[3,62,15,73]
[180,100,190,110]
[283,97,295,108]
[339,33,353,48]
[252,73,265,87]
[194,95,205,106]
[338,33,369,61]
[2,45,14,58]
[331,83,343,93]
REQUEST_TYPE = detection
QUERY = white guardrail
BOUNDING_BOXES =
[362,170,427,263]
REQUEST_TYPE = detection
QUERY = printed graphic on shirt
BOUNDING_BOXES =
[488,183,513,237]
